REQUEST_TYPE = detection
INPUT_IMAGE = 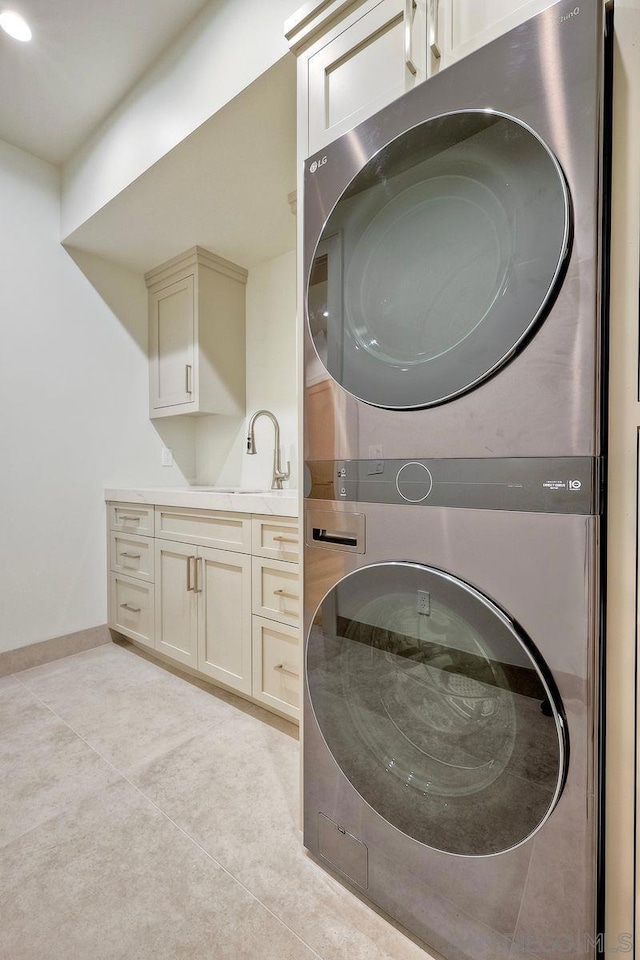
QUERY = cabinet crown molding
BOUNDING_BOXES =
[144,245,248,291]
[285,0,366,53]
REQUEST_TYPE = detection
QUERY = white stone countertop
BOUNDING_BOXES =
[105,486,299,518]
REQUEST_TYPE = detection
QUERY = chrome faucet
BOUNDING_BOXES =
[246,410,291,490]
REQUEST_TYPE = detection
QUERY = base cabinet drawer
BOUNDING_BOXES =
[109,502,154,536]
[252,616,300,721]
[110,532,154,582]
[109,573,155,649]
[252,557,300,628]
[155,505,251,552]
[251,517,299,563]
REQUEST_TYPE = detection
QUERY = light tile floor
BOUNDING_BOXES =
[0,641,435,960]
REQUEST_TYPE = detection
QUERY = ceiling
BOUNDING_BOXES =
[0,0,213,164]
[64,54,297,274]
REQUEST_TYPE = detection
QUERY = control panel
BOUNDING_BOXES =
[305,457,601,516]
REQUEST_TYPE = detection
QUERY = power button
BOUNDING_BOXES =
[395,462,433,503]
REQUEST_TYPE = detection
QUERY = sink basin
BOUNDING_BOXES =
[189,486,272,494]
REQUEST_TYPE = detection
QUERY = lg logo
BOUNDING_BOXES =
[309,156,328,174]
[569,479,582,491]
[559,6,580,23]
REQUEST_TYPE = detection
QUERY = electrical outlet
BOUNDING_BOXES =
[368,444,383,458]
[416,590,431,616]
[161,447,173,467]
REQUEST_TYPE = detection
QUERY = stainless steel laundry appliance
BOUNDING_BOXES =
[303,459,602,959]
[302,2,610,959]
[303,0,609,461]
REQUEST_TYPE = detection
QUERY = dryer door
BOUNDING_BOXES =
[306,111,571,410]
[306,562,567,857]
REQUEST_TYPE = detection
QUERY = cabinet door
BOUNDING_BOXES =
[149,275,196,413]
[155,540,198,667]
[437,0,556,68]
[308,0,427,155]
[197,547,252,695]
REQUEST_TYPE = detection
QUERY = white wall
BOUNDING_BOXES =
[0,139,193,653]
[195,248,297,489]
[61,0,300,238]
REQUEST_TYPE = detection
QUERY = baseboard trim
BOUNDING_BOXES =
[0,624,112,677]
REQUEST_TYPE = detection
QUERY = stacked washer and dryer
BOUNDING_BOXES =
[301,2,610,959]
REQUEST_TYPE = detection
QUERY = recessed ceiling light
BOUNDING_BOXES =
[0,10,32,42]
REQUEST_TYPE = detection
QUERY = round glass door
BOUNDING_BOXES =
[306,563,567,856]
[307,111,571,409]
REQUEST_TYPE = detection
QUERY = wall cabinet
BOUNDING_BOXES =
[305,0,429,155]
[107,501,300,721]
[287,0,558,158]
[145,246,248,419]
[437,0,556,68]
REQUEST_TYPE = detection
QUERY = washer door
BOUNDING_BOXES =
[306,563,567,856]
[306,111,571,409]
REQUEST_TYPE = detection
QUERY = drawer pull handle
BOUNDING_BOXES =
[405,0,417,74]
[429,0,441,59]
[120,603,141,613]
[120,515,141,522]
[274,589,298,600]
[274,663,300,679]
[121,552,141,559]
[273,536,298,544]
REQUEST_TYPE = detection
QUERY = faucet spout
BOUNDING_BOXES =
[246,410,290,490]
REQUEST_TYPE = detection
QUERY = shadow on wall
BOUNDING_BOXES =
[195,415,246,485]
[63,245,197,481]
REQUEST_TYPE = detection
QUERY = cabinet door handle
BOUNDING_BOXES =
[121,552,141,559]
[120,603,141,613]
[194,556,203,593]
[404,0,418,75]
[274,663,300,679]
[273,536,298,544]
[185,363,193,395]
[186,555,195,591]
[120,515,141,522]
[274,589,298,600]
[429,0,441,58]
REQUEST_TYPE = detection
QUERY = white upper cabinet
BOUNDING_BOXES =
[145,246,248,419]
[287,0,431,157]
[287,0,560,158]
[436,0,558,68]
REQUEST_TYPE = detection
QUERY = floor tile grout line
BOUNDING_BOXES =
[17,680,323,960]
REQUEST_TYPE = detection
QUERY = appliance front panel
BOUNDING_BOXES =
[304,0,605,460]
[303,501,599,959]
[307,111,571,411]
[307,561,567,858]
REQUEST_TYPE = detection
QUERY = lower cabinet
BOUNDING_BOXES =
[154,540,199,668]
[108,502,300,721]
[252,617,301,721]
[155,540,252,693]
[109,572,155,650]
[198,547,252,694]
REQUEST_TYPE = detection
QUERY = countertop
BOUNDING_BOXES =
[105,486,299,518]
